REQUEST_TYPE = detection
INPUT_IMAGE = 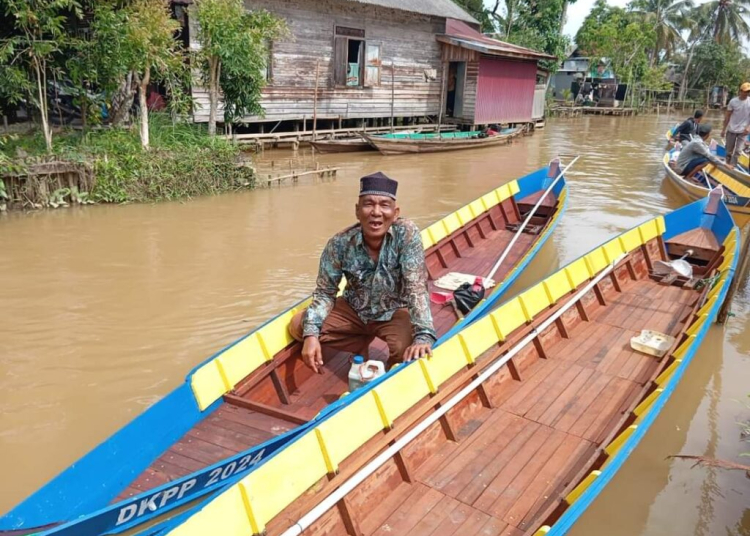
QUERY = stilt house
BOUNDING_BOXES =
[187,0,554,132]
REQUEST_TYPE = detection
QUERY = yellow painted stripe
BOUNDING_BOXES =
[686,314,709,337]
[565,471,601,505]
[673,335,695,359]
[709,168,750,198]
[655,359,682,386]
[634,389,663,418]
[604,425,637,457]
[533,527,551,536]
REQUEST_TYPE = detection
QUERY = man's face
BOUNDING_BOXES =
[740,90,749,100]
[695,116,703,124]
[356,195,400,241]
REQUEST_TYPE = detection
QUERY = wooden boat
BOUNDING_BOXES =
[662,149,750,215]
[715,142,750,179]
[1,167,569,536]
[365,127,525,155]
[310,137,373,154]
[159,193,739,536]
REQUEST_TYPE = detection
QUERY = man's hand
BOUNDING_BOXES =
[302,336,324,373]
[721,129,727,139]
[403,343,433,362]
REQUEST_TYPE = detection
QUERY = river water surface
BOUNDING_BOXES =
[0,114,748,535]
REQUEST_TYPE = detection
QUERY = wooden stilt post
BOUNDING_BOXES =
[391,60,396,133]
[312,60,320,141]
[437,61,446,139]
[718,223,750,323]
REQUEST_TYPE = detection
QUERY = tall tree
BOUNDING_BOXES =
[706,0,750,44]
[677,3,713,100]
[193,0,286,136]
[576,1,655,84]
[1,0,81,152]
[121,0,183,150]
[630,0,692,65]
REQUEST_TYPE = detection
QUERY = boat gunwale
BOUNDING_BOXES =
[152,198,737,536]
[540,206,739,536]
[2,170,569,536]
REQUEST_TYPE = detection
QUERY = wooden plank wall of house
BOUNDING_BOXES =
[440,43,478,125]
[189,0,448,125]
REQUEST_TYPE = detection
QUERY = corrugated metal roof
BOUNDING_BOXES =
[439,20,555,61]
[349,0,478,24]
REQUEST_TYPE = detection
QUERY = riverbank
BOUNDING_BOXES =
[0,115,255,210]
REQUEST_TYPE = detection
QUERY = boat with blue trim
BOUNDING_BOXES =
[155,192,738,536]
[365,126,525,155]
[662,149,750,215]
[0,166,569,536]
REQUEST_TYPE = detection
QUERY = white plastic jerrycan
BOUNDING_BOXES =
[348,356,386,392]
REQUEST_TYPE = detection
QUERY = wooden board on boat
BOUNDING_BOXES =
[0,168,569,536]
[365,127,525,155]
[158,194,738,536]
[662,150,750,215]
[310,138,373,153]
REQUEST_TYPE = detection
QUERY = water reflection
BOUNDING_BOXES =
[0,114,747,536]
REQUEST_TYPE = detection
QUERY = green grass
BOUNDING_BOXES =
[1,115,254,204]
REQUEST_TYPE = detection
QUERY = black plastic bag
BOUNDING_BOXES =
[453,282,485,315]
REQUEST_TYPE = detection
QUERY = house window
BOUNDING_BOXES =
[334,26,380,87]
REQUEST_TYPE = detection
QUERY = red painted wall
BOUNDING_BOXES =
[475,58,537,124]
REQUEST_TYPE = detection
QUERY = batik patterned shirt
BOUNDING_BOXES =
[303,218,436,345]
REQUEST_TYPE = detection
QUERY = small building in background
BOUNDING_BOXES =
[437,20,554,127]
[187,0,552,133]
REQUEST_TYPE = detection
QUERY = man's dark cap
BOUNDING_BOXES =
[359,172,398,199]
[698,123,712,136]
[694,109,704,118]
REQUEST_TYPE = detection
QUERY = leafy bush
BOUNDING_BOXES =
[1,114,254,205]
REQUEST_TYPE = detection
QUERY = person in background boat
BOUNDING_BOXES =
[674,123,721,179]
[485,124,501,136]
[289,172,436,374]
[721,82,750,167]
[673,109,704,143]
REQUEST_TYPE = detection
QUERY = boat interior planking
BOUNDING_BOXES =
[1,169,568,536]
[157,195,738,536]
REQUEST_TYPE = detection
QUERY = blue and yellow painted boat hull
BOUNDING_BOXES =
[662,151,750,216]
[0,167,568,536]
[151,196,739,536]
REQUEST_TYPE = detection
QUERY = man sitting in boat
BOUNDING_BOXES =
[674,124,721,178]
[672,109,703,143]
[289,172,436,373]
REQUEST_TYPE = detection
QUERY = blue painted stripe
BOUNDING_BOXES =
[545,203,738,536]
[2,168,565,536]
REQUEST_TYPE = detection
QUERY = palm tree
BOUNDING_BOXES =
[631,0,694,65]
[678,4,713,100]
[707,0,750,43]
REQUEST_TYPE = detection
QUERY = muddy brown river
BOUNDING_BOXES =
[0,114,747,534]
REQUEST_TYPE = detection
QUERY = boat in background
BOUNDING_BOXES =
[1,166,569,536]
[662,149,750,215]
[365,126,525,155]
[310,137,373,153]
[155,193,739,536]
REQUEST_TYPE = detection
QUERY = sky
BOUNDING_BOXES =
[482,0,710,39]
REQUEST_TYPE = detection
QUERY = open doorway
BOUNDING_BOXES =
[346,39,363,86]
[446,61,466,118]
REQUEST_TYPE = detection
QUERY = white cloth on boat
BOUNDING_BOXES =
[434,272,495,291]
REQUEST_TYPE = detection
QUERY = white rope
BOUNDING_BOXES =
[279,252,626,536]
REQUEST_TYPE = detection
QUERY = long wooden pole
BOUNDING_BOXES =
[312,60,320,140]
[717,222,750,323]
[278,254,625,536]
[437,61,446,139]
[390,60,395,133]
